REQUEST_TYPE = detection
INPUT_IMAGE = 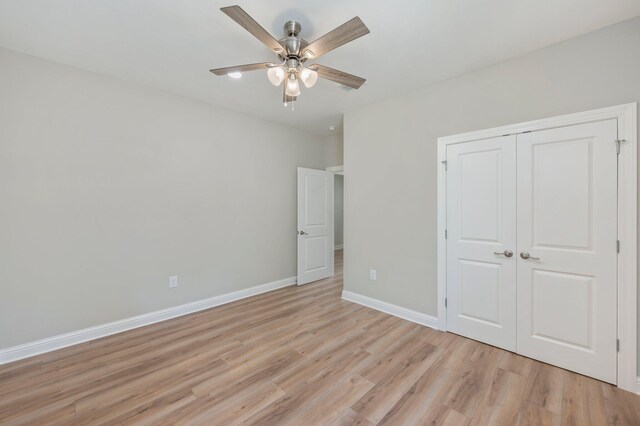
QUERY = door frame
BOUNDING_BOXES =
[436,103,637,392]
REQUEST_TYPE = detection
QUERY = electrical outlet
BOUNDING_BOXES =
[169,275,178,288]
[369,269,377,281]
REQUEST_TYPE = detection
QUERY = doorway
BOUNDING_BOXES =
[297,167,334,285]
[295,165,344,286]
[328,165,344,259]
[332,169,344,281]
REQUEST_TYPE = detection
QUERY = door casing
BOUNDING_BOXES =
[436,103,637,391]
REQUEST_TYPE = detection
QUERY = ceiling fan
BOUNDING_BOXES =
[210,5,370,107]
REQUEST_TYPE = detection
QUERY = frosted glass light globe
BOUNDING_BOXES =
[299,68,318,88]
[267,67,286,86]
[285,76,301,97]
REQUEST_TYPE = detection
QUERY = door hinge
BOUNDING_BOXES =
[441,160,448,171]
[445,229,448,239]
[445,298,448,308]
[617,339,620,352]
[615,139,626,155]
[617,240,620,253]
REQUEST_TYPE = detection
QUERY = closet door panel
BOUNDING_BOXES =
[516,119,618,384]
[446,135,517,351]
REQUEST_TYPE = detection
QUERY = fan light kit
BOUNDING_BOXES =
[210,5,370,108]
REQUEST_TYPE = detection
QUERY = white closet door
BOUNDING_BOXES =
[516,120,618,384]
[446,135,517,351]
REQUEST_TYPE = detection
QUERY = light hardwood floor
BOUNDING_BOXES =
[1,250,640,425]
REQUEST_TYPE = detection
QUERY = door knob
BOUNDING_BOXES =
[520,251,540,260]
[494,250,513,258]
[298,230,308,235]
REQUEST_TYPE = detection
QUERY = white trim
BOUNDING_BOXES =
[436,103,637,392]
[636,377,640,395]
[342,291,441,330]
[334,244,344,250]
[0,276,296,365]
[616,103,638,392]
[437,103,637,145]
[326,165,344,175]
[436,135,448,331]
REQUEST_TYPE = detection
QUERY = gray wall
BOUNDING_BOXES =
[344,18,640,357]
[0,48,326,349]
[325,131,344,249]
[324,133,344,167]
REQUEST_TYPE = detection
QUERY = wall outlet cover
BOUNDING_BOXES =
[169,275,178,288]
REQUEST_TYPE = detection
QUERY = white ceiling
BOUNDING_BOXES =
[1,1,639,135]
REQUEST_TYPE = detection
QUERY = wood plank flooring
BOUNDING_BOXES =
[1,250,640,425]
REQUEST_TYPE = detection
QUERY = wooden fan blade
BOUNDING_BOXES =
[221,5,284,54]
[210,62,274,76]
[311,64,366,89]
[302,17,369,59]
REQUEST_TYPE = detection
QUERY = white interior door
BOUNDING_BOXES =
[297,167,334,285]
[446,135,517,351]
[516,120,618,384]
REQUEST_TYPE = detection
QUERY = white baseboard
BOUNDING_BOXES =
[637,377,640,394]
[0,276,296,365]
[334,244,344,250]
[342,291,441,330]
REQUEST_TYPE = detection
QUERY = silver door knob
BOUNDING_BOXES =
[520,251,540,260]
[298,230,308,235]
[494,250,513,258]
